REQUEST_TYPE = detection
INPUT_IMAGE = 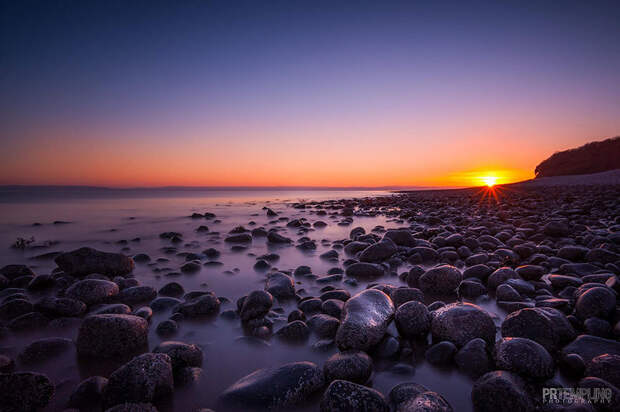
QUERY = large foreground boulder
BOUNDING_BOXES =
[77,314,149,358]
[336,289,395,351]
[431,303,495,347]
[103,353,173,407]
[220,361,324,410]
[55,247,134,277]
[0,372,55,411]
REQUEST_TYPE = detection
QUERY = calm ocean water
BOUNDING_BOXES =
[0,186,486,411]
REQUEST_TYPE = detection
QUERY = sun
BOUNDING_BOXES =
[481,175,498,187]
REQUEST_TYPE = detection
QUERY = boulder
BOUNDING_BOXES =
[77,314,149,358]
[395,300,431,338]
[265,273,295,299]
[175,292,220,317]
[419,265,462,295]
[66,279,119,305]
[220,361,324,410]
[431,303,496,347]
[103,353,173,407]
[471,371,534,412]
[336,289,395,351]
[501,307,575,351]
[359,239,397,263]
[55,247,134,277]
[0,372,55,411]
[320,379,389,412]
[240,290,273,321]
[323,350,373,384]
[494,337,555,379]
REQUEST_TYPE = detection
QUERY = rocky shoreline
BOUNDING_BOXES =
[1,184,619,411]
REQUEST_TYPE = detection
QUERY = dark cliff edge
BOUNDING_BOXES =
[535,136,620,178]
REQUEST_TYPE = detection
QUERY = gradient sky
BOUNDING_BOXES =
[1,0,619,187]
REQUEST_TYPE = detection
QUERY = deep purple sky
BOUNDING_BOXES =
[1,0,619,186]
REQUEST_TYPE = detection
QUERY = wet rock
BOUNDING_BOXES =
[575,286,616,320]
[471,371,534,412]
[586,354,620,388]
[175,292,220,317]
[36,296,87,318]
[577,377,620,412]
[388,382,429,410]
[455,338,492,378]
[323,350,372,384]
[91,303,132,315]
[77,314,149,358]
[55,247,135,277]
[66,279,120,305]
[0,372,55,411]
[336,289,395,351]
[419,265,462,295]
[158,282,184,298]
[308,314,340,338]
[156,320,178,337]
[267,232,291,244]
[299,298,323,313]
[495,337,554,379]
[320,379,389,412]
[276,320,310,342]
[119,286,157,304]
[240,290,273,321]
[398,391,453,412]
[151,297,181,312]
[359,239,397,263]
[501,307,576,351]
[395,300,431,338]
[27,274,54,290]
[4,310,43,331]
[265,272,295,299]
[134,306,152,320]
[321,299,344,318]
[320,289,351,302]
[180,261,201,273]
[0,355,15,373]
[543,221,570,237]
[0,264,35,279]
[425,341,457,365]
[384,229,416,247]
[345,262,385,279]
[0,298,33,320]
[496,284,522,302]
[220,361,324,410]
[515,265,545,281]
[153,341,203,370]
[102,353,173,407]
[463,264,493,280]
[561,335,620,366]
[391,287,424,308]
[19,337,74,364]
[175,366,203,386]
[458,279,488,298]
[487,267,519,291]
[225,233,252,243]
[344,241,370,255]
[431,303,495,347]
[68,376,108,409]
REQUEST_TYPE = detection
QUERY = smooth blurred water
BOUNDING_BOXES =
[0,187,484,411]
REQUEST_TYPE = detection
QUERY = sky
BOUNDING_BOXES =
[1,0,619,187]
